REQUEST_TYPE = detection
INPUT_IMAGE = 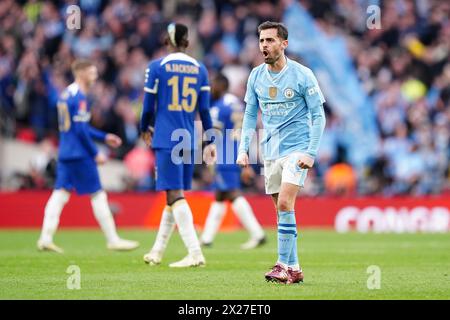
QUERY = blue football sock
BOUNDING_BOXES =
[277,211,297,266]
[288,234,299,268]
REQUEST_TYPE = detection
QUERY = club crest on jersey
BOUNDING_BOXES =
[269,87,277,99]
[284,88,294,99]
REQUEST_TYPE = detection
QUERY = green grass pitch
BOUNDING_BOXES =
[0,229,449,299]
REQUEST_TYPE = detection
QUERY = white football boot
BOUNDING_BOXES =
[169,253,206,268]
[143,250,163,265]
[240,236,267,250]
[107,238,139,251]
[37,240,64,254]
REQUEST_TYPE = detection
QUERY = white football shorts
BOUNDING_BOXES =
[263,152,309,194]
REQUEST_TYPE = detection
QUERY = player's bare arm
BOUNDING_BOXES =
[236,152,249,167]
[95,152,107,165]
[140,127,153,147]
[105,134,122,148]
[203,143,217,165]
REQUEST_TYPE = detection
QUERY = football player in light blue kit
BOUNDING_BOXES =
[237,22,326,284]
[37,60,139,253]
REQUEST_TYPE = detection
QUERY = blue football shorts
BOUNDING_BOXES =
[154,148,195,191]
[214,168,241,191]
[54,157,102,195]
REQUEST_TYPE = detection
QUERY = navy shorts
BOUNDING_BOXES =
[54,158,102,195]
[154,148,195,191]
[214,169,241,191]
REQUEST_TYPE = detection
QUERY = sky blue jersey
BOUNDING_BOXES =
[239,57,326,160]
[56,83,106,161]
[140,52,213,150]
[210,93,242,171]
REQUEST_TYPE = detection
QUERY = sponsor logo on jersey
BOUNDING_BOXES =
[261,102,296,116]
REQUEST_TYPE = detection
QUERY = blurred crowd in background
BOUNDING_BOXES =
[0,0,449,196]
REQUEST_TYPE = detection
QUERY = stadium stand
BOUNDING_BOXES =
[0,0,449,196]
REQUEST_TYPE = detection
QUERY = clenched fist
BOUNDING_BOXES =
[236,152,249,167]
[297,154,314,169]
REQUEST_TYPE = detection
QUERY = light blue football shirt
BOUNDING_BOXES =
[239,57,326,160]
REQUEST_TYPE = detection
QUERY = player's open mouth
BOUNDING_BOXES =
[263,50,269,57]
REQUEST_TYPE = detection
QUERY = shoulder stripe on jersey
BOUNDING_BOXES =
[144,79,159,94]
[160,52,200,67]
[144,87,158,94]
[200,86,211,91]
[67,82,79,96]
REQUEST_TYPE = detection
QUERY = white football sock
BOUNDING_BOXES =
[91,191,120,244]
[232,196,265,239]
[171,199,202,256]
[39,189,70,244]
[200,201,227,244]
[151,206,175,253]
[276,261,288,270]
[290,264,301,271]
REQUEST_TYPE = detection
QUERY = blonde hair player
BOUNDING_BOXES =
[37,60,139,253]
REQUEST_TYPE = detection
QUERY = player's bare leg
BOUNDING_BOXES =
[90,190,139,251]
[37,189,70,253]
[167,190,205,268]
[144,205,175,265]
[265,183,303,283]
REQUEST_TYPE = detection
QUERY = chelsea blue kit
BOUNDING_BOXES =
[140,52,213,191]
[54,83,106,194]
[210,93,243,191]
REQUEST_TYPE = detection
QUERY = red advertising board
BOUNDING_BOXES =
[0,191,449,232]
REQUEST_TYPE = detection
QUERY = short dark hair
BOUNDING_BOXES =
[214,73,229,91]
[71,59,94,75]
[257,21,288,40]
[166,23,189,48]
